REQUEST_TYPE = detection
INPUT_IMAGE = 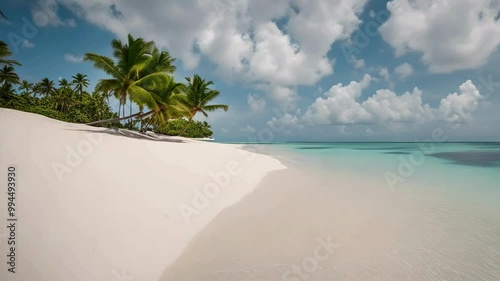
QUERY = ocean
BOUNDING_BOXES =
[163,142,500,280]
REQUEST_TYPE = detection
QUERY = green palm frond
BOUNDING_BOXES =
[134,72,171,90]
[0,65,20,85]
[0,41,21,66]
[203,104,229,112]
[201,90,220,104]
[181,74,229,121]
[84,54,123,79]
[128,84,158,111]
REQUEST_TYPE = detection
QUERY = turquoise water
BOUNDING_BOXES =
[263,142,500,201]
[166,142,500,280]
[255,142,500,280]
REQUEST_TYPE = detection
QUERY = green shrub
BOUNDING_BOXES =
[156,119,213,138]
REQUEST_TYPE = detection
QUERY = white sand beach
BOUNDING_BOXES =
[0,109,285,281]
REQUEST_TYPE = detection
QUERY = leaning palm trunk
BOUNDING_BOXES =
[86,110,154,126]
[141,118,154,132]
[177,117,193,136]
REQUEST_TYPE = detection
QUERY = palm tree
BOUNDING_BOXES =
[58,78,72,89]
[0,65,20,86]
[126,47,177,116]
[71,73,89,96]
[100,89,113,105]
[84,34,170,125]
[19,80,33,96]
[148,47,176,74]
[37,78,56,97]
[177,74,228,135]
[0,41,20,66]
[31,84,40,97]
[0,83,16,105]
[54,87,75,113]
[144,76,187,130]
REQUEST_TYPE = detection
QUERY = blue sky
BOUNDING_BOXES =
[2,0,500,142]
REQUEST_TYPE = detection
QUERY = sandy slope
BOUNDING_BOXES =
[0,109,285,281]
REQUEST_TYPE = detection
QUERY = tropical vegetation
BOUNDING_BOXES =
[0,35,229,138]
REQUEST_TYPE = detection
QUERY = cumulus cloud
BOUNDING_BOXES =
[240,125,256,134]
[350,55,365,69]
[380,0,500,73]
[394,63,413,80]
[303,75,482,125]
[256,84,298,105]
[248,22,333,86]
[46,0,368,103]
[378,66,394,88]
[303,74,373,124]
[247,93,266,112]
[266,112,303,135]
[439,80,482,122]
[64,53,83,63]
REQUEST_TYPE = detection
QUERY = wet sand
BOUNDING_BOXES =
[159,148,500,281]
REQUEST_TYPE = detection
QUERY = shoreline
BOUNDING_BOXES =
[158,144,500,281]
[0,108,286,281]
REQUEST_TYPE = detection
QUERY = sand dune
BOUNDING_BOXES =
[0,109,285,281]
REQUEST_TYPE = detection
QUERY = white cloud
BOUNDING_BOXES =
[247,93,266,112]
[394,63,413,80]
[439,80,482,123]
[303,75,482,126]
[266,112,303,135]
[22,40,35,48]
[240,125,256,134]
[48,0,368,103]
[303,74,373,124]
[256,84,298,105]
[378,66,394,88]
[64,53,83,63]
[362,88,434,123]
[379,67,390,80]
[350,55,365,69]
[380,0,500,73]
[220,128,229,134]
[247,21,333,86]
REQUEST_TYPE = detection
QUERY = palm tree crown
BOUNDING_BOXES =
[147,76,186,126]
[0,65,20,86]
[37,78,56,97]
[59,78,72,89]
[19,80,33,96]
[0,41,20,66]
[71,73,89,95]
[182,74,228,119]
[84,34,171,116]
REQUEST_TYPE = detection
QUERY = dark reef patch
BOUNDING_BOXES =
[296,146,333,150]
[429,151,500,167]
